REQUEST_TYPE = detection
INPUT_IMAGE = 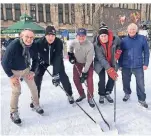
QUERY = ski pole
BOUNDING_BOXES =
[114,80,116,123]
[40,64,98,125]
[74,64,110,130]
[113,47,117,123]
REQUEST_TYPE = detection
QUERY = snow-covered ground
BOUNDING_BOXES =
[1,58,151,136]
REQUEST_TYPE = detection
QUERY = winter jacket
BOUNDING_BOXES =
[119,34,150,68]
[94,33,121,74]
[1,38,37,77]
[34,36,64,75]
[68,39,94,73]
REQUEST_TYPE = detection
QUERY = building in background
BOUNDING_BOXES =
[1,4,151,39]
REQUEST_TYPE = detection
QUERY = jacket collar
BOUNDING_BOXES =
[128,33,138,39]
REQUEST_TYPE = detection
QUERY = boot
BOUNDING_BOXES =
[76,94,86,102]
[10,111,21,124]
[30,102,34,108]
[99,96,105,104]
[105,94,114,103]
[88,98,95,108]
[68,96,74,104]
[138,100,148,108]
[123,94,130,102]
[34,106,44,114]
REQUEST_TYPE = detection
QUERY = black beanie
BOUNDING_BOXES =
[45,26,56,35]
[99,23,109,35]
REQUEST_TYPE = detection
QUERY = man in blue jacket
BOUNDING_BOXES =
[119,23,150,108]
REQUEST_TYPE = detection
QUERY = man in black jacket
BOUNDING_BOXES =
[1,29,44,124]
[30,26,74,107]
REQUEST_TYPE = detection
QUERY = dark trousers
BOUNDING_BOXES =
[73,63,94,99]
[98,68,114,96]
[122,67,146,101]
[34,62,73,98]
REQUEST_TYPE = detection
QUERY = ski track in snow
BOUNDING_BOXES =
[1,59,151,136]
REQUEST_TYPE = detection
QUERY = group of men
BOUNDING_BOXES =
[1,23,150,125]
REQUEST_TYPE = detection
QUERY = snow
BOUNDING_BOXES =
[1,58,151,136]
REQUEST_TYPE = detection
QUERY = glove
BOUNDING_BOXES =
[80,72,88,83]
[115,49,122,61]
[39,57,45,65]
[107,67,118,80]
[68,52,76,64]
[37,53,45,65]
[52,74,60,87]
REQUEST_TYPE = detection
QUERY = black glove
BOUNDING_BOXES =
[52,74,60,87]
[39,58,45,65]
[80,72,88,83]
[68,52,76,64]
[37,53,45,65]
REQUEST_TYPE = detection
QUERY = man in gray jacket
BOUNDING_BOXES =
[68,28,95,108]
[94,24,121,104]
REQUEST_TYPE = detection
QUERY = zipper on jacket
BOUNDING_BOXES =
[49,45,51,65]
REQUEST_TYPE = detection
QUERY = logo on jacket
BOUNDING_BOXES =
[44,48,47,51]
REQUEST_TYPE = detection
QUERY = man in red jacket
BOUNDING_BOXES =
[94,24,122,104]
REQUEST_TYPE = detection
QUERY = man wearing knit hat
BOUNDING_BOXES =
[31,26,74,107]
[67,28,95,108]
[94,24,122,104]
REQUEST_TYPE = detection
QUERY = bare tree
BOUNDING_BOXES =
[71,4,86,32]
[70,4,104,34]
[92,4,104,34]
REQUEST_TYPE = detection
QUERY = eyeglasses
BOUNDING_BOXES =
[24,35,34,40]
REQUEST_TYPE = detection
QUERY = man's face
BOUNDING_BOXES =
[76,35,86,43]
[45,34,55,44]
[22,30,35,46]
[99,34,109,43]
[128,26,137,37]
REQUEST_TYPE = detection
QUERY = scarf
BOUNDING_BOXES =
[20,38,31,67]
